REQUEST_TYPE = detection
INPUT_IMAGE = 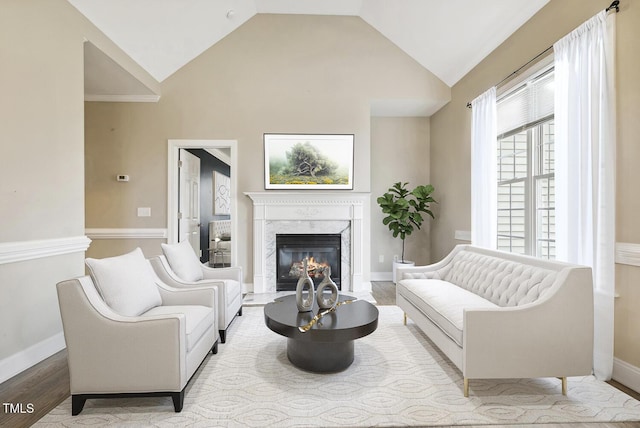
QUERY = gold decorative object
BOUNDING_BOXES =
[298,299,355,333]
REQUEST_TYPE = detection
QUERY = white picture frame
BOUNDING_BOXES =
[264,133,354,190]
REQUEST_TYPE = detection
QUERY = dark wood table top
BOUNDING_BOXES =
[264,294,378,343]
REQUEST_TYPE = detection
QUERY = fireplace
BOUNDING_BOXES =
[245,192,371,294]
[276,234,341,291]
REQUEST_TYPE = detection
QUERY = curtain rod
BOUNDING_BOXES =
[606,0,620,12]
[466,0,620,109]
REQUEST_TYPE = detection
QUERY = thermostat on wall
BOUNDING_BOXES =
[116,174,130,182]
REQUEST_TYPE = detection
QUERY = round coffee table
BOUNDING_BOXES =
[264,294,378,373]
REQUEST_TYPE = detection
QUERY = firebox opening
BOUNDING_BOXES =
[276,233,341,291]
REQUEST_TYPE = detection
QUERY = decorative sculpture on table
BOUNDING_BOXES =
[295,258,315,312]
[316,266,339,309]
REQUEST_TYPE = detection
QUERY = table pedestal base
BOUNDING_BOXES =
[287,339,354,373]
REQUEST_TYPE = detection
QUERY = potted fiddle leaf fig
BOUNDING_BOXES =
[377,182,436,283]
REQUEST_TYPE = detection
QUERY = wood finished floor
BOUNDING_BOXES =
[0,281,638,427]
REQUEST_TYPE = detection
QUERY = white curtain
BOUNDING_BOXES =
[471,87,497,249]
[554,11,616,380]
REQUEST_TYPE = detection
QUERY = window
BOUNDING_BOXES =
[496,66,555,258]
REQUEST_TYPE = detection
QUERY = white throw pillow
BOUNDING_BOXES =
[85,248,162,316]
[161,240,204,282]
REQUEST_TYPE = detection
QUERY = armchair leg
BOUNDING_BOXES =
[71,395,86,416]
[403,313,407,326]
[211,340,219,354]
[219,329,226,344]
[172,390,185,412]
[463,378,469,397]
[238,307,243,316]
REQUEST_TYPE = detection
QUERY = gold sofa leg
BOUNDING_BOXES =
[464,378,469,397]
[561,377,567,395]
[403,313,407,325]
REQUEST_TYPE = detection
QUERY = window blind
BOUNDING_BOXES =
[497,69,554,138]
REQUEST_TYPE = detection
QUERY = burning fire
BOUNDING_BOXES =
[289,256,329,279]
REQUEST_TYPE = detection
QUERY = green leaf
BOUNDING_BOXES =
[377,182,437,258]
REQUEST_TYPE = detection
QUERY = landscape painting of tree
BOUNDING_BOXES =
[264,134,354,189]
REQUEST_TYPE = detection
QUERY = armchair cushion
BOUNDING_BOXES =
[161,240,204,282]
[143,305,214,351]
[85,248,162,317]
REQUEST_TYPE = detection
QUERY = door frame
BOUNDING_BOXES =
[167,139,238,266]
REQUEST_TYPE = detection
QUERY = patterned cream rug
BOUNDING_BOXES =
[36,305,640,427]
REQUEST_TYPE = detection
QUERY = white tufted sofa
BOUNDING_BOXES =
[396,245,594,397]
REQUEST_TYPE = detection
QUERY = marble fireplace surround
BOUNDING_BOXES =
[245,192,371,294]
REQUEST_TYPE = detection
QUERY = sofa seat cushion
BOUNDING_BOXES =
[143,305,214,351]
[398,279,498,347]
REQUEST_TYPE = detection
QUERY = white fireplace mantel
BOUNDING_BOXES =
[245,192,371,294]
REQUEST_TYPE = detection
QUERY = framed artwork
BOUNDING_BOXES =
[213,171,231,215]
[264,133,354,190]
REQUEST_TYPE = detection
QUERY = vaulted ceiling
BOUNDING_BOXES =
[69,0,549,91]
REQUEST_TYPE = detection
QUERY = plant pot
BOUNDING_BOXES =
[393,260,415,284]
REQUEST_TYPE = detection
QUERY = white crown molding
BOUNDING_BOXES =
[0,236,91,265]
[84,94,160,103]
[0,332,66,384]
[85,228,167,239]
[615,242,640,267]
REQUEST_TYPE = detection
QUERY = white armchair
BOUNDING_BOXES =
[149,253,243,343]
[56,248,219,415]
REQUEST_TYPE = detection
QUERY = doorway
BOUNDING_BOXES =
[178,149,201,256]
[168,140,237,266]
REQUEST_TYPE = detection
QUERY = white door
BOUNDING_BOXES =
[178,149,201,257]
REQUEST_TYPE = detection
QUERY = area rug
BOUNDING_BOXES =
[36,305,640,427]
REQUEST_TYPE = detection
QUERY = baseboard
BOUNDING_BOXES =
[242,282,252,294]
[0,332,66,385]
[613,358,640,394]
[370,272,393,282]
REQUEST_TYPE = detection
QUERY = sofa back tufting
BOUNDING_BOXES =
[402,248,560,307]
[440,251,558,307]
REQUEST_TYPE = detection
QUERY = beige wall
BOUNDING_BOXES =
[370,117,431,273]
[0,0,158,365]
[430,0,640,368]
[84,14,450,283]
[613,0,640,368]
